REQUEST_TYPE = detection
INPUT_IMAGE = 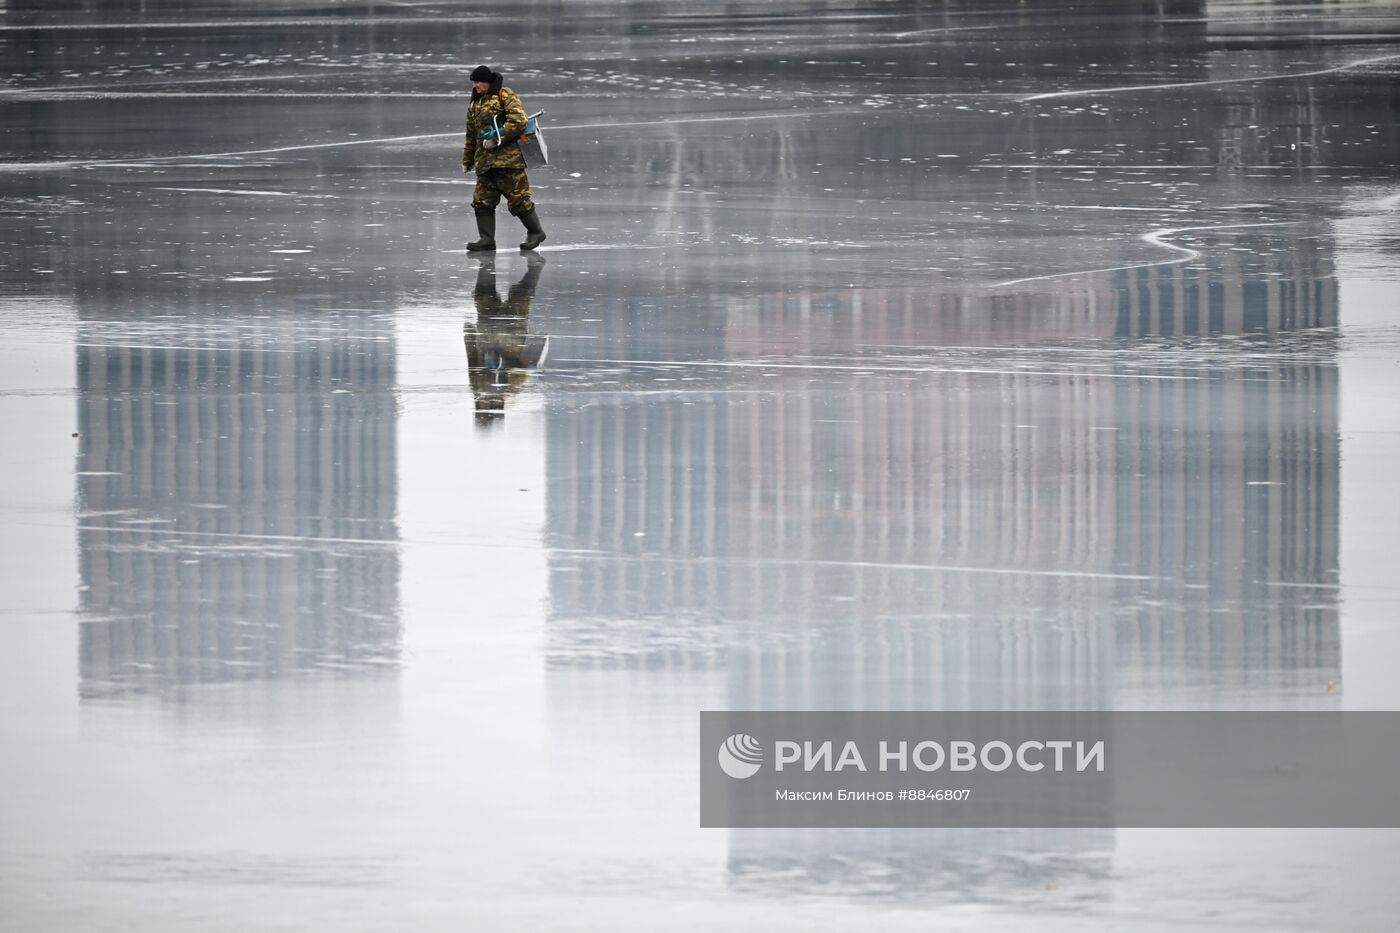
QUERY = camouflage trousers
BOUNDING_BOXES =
[472,166,535,216]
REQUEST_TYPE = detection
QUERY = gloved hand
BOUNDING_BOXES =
[482,137,499,150]
[462,162,473,175]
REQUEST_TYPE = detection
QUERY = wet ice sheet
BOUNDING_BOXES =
[3,1,1400,930]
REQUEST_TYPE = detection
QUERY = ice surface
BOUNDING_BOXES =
[2,0,1399,930]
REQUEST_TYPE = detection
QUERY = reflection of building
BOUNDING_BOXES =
[76,310,400,698]
[1206,2,1400,173]
[545,385,732,671]
[546,268,1341,696]
[544,223,1341,899]
[726,826,1112,902]
[1110,233,1337,336]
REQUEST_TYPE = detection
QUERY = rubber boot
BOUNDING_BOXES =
[467,209,496,252]
[517,208,547,251]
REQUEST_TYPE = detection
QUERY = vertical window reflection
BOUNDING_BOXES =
[75,310,401,699]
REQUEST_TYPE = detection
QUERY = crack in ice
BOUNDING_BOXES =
[1021,52,1400,101]
[990,221,1300,289]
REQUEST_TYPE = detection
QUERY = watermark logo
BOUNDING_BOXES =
[718,733,763,779]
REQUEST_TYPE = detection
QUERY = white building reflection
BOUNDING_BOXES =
[75,307,401,698]
[543,222,1340,900]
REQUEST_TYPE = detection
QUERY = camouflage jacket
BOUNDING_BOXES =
[463,82,528,174]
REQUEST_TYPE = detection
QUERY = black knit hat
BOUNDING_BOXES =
[470,65,494,83]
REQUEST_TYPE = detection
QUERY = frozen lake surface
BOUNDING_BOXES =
[2,0,1399,929]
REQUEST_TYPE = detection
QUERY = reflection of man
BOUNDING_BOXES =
[465,254,548,427]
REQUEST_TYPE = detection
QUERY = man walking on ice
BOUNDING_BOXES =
[462,65,547,252]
